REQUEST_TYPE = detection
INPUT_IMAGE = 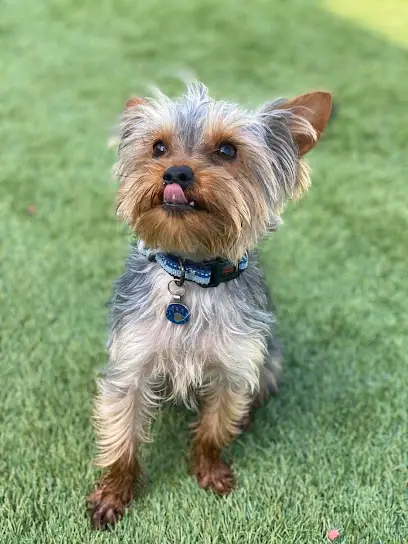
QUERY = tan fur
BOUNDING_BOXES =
[195,387,250,448]
[117,150,270,261]
[94,382,146,468]
[194,386,250,493]
[115,105,281,261]
[293,160,312,201]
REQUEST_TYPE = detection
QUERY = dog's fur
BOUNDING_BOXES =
[88,83,332,529]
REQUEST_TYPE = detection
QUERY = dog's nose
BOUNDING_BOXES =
[163,165,194,188]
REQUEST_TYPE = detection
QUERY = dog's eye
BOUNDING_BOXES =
[216,142,237,160]
[153,141,167,158]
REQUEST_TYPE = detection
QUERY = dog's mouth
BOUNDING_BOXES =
[161,183,199,211]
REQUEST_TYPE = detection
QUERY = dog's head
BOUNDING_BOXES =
[115,83,332,260]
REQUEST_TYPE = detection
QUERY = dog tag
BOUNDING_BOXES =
[166,281,190,325]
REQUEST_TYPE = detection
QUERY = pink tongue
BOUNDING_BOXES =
[163,183,188,205]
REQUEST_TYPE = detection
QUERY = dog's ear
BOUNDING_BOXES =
[124,96,149,110]
[276,92,332,155]
[260,92,332,201]
[261,92,332,156]
[117,97,150,144]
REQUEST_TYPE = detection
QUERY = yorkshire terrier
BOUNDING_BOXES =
[88,83,332,529]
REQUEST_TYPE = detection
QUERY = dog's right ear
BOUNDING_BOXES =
[125,97,148,110]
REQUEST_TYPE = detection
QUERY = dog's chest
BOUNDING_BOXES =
[108,252,271,390]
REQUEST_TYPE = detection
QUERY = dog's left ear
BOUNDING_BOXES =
[124,96,149,110]
[263,91,332,156]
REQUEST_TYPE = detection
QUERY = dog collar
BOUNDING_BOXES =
[139,246,248,288]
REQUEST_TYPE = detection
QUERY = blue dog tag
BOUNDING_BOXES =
[166,303,190,325]
[166,280,190,325]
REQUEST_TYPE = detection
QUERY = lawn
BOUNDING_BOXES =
[1,0,407,542]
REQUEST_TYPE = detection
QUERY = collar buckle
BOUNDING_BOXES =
[204,259,240,288]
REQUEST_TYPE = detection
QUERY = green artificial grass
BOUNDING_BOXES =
[1,0,407,542]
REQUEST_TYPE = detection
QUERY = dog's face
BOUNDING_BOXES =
[115,83,332,260]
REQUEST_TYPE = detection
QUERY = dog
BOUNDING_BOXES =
[88,83,332,529]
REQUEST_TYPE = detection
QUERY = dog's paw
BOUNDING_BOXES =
[195,459,235,495]
[87,486,133,530]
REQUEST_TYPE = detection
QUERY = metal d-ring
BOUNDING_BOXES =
[175,259,186,287]
[168,280,186,301]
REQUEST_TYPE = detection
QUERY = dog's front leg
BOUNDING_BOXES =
[88,375,156,529]
[193,385,250,494]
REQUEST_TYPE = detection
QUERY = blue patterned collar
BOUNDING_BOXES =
[139,245,248,288]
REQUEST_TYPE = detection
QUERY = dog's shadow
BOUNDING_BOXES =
[141,327,363,490]
[140,402,195,489]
